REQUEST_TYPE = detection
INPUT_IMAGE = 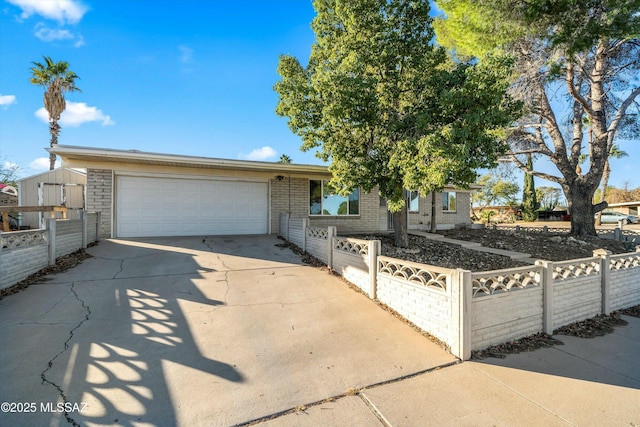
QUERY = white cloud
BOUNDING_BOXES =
[33,23,84,47]
[3,161,19,170]
[30,157,60,170]
[7,0,88,25]
[0,94,17,107]
[240,146,277,161]
[34,24,73,41]
[73,34,85,47]
[36,101,114,127]
[178,45,193,63]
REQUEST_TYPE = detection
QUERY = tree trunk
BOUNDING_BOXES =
[430,191,437,233]
[595,160,611,226]
[566,184,597,236]
[393,204,409,248]
[49,119,60,170]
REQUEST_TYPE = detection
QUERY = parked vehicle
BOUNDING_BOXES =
[597,211,639,224]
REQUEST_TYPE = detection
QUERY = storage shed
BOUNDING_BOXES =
[17,168,86,229]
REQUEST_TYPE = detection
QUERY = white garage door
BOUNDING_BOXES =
[116,176,268,237]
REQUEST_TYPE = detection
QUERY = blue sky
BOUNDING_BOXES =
[0,0,319,177]
[0,0,637,191]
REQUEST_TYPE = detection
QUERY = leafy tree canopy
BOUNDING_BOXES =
[275,0,521,215]
[434,0,640,236]
[472,174,520,207]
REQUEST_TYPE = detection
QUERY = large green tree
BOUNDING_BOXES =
[472,174,520,208]
[30,56,81,170]
[275,0,520,246]
[434,0,640,236]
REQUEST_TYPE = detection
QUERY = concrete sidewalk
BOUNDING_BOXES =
[265,315,640,426]
[1,235,638,426]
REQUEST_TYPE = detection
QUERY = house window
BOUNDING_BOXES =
[442,191,457,212]
[408,190,419,212]
[309,180,359,216]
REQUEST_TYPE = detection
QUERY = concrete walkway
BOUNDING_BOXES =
[1,235,638,426]
[409,230,536,262]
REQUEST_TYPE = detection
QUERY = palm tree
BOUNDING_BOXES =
[278,154,292,163]
[595,144,628,225]
[30,56,81,170]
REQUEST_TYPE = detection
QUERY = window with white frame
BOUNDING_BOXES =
[442,191,457,212]
[408,190,419,212]
[309,180,359,216]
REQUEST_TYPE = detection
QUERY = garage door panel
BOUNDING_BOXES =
[116,176,268,237]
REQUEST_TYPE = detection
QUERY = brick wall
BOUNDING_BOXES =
[87,212,98,242]
[377,274,454,345]
[332,249,370,293]
[609,254,640,311]
[87,169,112,238]
[54,219,84,258]
[552,275,602,329]
[271,177,383,234]
[471,287,544,350]
[408,191,473,230]
[0,215,99,290]
[0,243,49,289]
[306,233,329,264]
[288,217,305,248]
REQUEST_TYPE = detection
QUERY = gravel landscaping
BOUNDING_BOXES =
[353,227,635,272]
[440,228,633,262]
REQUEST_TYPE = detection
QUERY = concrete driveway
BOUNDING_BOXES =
[0,235,456,426]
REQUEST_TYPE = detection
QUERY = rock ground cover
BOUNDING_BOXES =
[440,228,632,262]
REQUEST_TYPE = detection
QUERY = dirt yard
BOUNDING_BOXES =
[356,228,634,272]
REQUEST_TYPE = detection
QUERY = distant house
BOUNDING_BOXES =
[0,184,18,207]
[607,201,640,216]
[17,168,86,229]
[49,145,475,239]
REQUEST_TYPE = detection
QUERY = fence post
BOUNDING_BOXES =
[536,260,554,335]
[461,270,472,361]
[301,218,309,252]
[614,227,622,241]
[593,249,611,315]
[327,226,336,270]
[95,211,102,241]
[80,210,87,249]
[47,218,57,266]
[452,269,472,360]
[543,226,549,235]
[369,240,380,299]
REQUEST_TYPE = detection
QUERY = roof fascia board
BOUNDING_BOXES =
[49,145,329,175]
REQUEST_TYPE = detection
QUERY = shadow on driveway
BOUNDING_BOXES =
[1,235,455,426]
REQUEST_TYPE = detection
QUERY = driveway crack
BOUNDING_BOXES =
[40,281,90,427]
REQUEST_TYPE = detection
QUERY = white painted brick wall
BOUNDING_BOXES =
[288,218,304,247]
[552,275,602,328]
[471,287,543,350]
[87,213,98,242]
[333,251,370,293]
[376,275,453,344]
[0,244,48,289]
[610,267,640,310]
[306,236,328,264]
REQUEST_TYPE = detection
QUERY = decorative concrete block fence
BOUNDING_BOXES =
[0,212,100,290]
[278,216,640,360]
